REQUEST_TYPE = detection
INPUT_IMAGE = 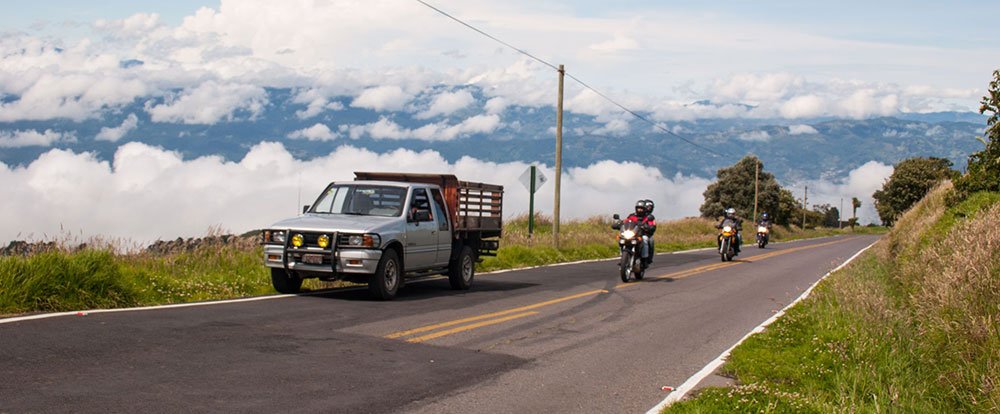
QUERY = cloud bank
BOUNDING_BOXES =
[0,143,711,244]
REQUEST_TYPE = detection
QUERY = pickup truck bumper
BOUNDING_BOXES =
[263,245,382,275]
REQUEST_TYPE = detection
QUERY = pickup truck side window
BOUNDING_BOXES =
[409,189,434,222]
[430,189,449,231]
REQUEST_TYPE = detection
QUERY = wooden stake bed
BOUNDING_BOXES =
[353,172,503,238]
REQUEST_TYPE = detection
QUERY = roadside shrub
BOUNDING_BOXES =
[0,250,138,313]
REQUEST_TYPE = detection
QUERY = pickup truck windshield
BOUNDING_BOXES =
[310,184,406,217]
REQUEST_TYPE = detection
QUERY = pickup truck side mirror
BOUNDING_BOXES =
[302,205,310,214]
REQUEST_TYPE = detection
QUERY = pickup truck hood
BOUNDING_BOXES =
[269,214,398,234]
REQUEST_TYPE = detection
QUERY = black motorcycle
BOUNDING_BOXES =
[612,214,646,282]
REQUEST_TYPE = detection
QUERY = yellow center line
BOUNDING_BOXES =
[615,237,852,289]
[404,311,539,343]
[386,237,856,342]
[384,289,607,339]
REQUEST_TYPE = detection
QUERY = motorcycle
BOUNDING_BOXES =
[612,214,646,283]
[756,225,769,248]
[718,225,737,262]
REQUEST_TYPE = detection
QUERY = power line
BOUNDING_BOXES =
[413,0,725,158]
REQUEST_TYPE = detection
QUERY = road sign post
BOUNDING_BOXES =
[519,165,547,237]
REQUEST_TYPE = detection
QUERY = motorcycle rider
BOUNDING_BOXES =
[623,199,657,267]
[716,207,743,255]
[757,212,772,229]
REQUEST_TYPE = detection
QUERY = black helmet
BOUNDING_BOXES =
[761,212,769,220]
[635,200,647,215]
[644,199,655,214]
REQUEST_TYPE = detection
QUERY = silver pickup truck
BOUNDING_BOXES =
[262,172,503,300]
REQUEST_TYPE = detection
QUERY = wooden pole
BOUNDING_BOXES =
[802,186,808,229]
[554,64,564,249]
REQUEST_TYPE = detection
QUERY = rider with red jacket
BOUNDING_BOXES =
[623,200,656,266]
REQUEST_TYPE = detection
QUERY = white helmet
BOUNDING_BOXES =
[725,208,736,217]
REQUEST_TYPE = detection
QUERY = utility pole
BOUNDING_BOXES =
[752,158,760,223]
[553,64,565,249]
[839,198,844,229]
[802,186,808,229]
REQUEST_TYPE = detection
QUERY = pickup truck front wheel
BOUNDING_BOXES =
[369,249,401,300]
[448,246,475,290]
[271,268,303,294]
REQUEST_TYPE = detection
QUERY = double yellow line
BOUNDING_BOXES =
[385,237,852,343]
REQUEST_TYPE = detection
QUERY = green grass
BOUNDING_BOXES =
[0,216,879,315]
[664,185,1000,413]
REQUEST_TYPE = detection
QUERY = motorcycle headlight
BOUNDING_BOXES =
[291,233,304,247]
[723,226,732,233]
[622,230,636,240]
[758,226,768,233]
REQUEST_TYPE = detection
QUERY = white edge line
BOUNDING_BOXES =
[0,235,851,326]
[644,239,878,414]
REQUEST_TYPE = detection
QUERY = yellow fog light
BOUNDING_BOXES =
[317,234,330,248]
[291,233,304,247]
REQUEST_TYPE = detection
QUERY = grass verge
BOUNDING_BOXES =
[0,216,882,315]
[664,183,1000,413]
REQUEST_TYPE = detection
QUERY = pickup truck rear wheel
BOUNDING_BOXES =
[448,246,475,290]
[369,249,401,300]
[271,268,303,294]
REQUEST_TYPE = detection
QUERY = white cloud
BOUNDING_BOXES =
[591,118,631,137]
[0,1,986,125]
[484,97,509,115]
[343,114,501,141]
[287,123,337,141]
[351,85,414,112]
[797,160,894,224]
[145,81,268,124]
[0,143,712,244]
[96,113,139,142]
[292,89,345,119]
[0,129,76,148]
[589,33,640,52]
[787,124,818,135]
[415,89,475,119]
[737,130,771,142]
[779,95,825,118]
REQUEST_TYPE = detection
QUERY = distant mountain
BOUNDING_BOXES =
[0,87,985,183]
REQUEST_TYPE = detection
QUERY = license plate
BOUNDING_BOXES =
[302,254,324,265]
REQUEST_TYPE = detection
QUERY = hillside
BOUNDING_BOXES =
[665,182,1000,412]
[0,86,984,182]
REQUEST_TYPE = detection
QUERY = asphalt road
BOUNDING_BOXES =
[0,235,878,413]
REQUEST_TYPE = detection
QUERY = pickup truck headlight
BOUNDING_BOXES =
[263,230,286,244]
[291,233,304,247]
[317,234,331,248]
[343,233,380,248]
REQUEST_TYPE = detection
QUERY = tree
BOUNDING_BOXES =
[954,69,1000,198]
[873,157,958,226]
[850,197,861,229]
[815,204,840,228]
[700,156,796,225]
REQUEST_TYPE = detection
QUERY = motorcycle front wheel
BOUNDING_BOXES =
[620,250,632,282]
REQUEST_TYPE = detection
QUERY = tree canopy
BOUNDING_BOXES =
[873,157,958,226]
[700,156,797,225]
[954,69,1000,197]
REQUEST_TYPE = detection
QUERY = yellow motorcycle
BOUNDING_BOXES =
[718,225,737,262]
